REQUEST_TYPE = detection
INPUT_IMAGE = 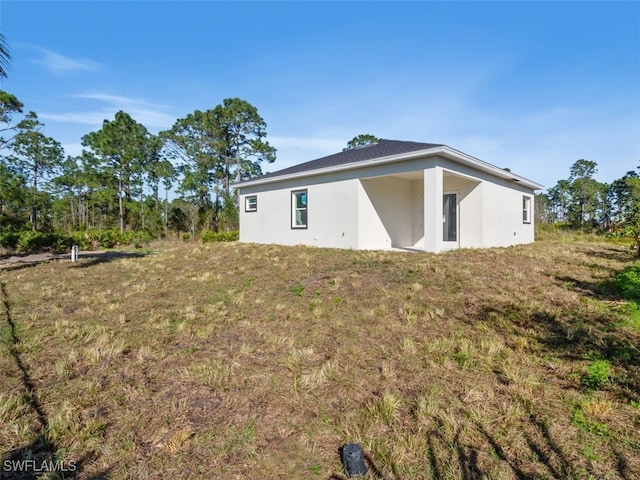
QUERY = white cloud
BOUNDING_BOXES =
[75,93,175,129]
[32,48,101,75]
[39,93,175,130]
[39,111,111,126]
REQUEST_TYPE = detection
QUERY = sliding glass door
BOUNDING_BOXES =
[443,192,458,244]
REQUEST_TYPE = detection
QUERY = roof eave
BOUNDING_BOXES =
[234,145,543,191]
[437,147,544,190]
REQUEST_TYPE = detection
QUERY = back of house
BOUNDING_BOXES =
[235,140,543,252]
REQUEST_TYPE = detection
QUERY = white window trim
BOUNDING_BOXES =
[291,189,308,229]
[523,196,532,224]
[245,195,257,212]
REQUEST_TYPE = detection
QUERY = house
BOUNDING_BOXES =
[234,140,543,252]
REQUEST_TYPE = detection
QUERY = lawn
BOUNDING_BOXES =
[1,238,639,479]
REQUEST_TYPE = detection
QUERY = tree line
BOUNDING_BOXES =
[0,90,276,242]
[536,158,640,256]
[1,80,638,256]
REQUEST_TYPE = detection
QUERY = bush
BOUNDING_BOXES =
[13,231,74,254]
[200,230,238,243]
[0,229,157,254]
[611,265,640,302]
[68,229,155,250]
[582,359,611,390]
[0,231,21,249]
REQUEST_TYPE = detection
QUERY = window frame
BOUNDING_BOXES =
[522,195,532,224]
[245,195,257,212]
[291,189,308,229]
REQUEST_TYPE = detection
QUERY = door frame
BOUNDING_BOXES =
[442,191,459,248]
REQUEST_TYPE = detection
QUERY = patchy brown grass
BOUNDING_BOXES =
[1,238,639,479]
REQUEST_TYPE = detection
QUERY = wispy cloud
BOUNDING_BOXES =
[39,93,175,130]
[32,47,101,75]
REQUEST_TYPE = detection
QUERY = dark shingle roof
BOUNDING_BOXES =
[257,139,443,180]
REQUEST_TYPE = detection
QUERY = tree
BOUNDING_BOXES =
[610,170,640,257]
[343,134,380,151]
[546,179,571,222]
[0,162,28,229]
[212,98,276,194]
[0,90,24,152]
[52,156,84,229]
[161,110,219,215]
[0,91,25,227]
[148,158,177,234]
[162,98,275,232]
[82,111,156,233]
[623,174,640,257]
[0,34,11,79]
[534,193,553,224]
[12,112,64,231]
[567,159,603,228]
[610,171,639,222]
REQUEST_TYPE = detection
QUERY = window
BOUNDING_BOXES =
[523,196,531,224]
[291,190,307,228]
[245,195,257,212]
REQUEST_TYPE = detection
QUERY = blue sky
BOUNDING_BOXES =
[2,1,639,190]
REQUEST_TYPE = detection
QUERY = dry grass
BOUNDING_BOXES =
[0,238,639,479]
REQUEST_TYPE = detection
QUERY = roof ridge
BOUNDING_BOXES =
[255,139,444,181]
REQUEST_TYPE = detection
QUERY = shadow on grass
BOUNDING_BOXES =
[72,250,149,268]
[457,259,639,478]
[552,270,640,373]
[0,250,150,272]
[581,246,636,263]
[478,302,640,400]
[454,431,483,480]
[425,428,488,480]
[0,282,111,479]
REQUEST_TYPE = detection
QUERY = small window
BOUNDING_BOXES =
[245,195,257,212]
[291,190,307,229]
[523,196,531,224]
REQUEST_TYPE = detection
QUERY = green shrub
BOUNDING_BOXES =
[200,230,238,243]
[12,231,74,254]
[67,229,155,250]
[611,265,640,302]
[0,231,21,249]
[582,359,611,390]
[571,406,611,436]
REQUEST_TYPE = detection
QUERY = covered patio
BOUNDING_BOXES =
[358,166,482,252]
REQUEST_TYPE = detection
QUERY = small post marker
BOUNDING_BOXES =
[341,443,368,477]
[71,245,79,262]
